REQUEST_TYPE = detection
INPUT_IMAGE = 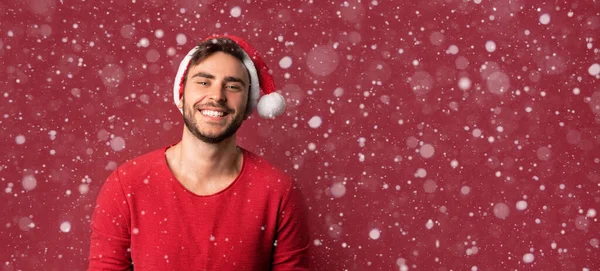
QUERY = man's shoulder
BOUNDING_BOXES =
[242,148,294,187]
[114,146,168,179]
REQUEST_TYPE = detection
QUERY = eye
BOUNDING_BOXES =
[226,85,242,91]
[196,81,209,86]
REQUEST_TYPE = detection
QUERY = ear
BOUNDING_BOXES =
[177,93,184,109]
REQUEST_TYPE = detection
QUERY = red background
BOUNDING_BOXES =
[1,0,599,270]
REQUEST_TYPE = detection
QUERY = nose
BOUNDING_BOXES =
[208,84,227,102]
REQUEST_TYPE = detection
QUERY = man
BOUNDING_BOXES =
[88,35,309,270]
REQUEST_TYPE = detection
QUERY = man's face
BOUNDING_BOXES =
[179,51,249,144]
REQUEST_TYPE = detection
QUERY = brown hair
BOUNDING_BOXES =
[182,37,249,88]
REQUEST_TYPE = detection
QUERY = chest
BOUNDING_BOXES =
[127,189,278,270]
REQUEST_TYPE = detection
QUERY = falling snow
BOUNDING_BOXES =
[308,116,323,128]
[110,137,126,152]
[458,77,472,90]
[60,222,72,233]
[21,175,37,191]
[425,219,434,230]
[369,228,381,240]
[485,41,497,53]
[419,144,435,159]
[15,135,26,145]
[589,63,600,76]
[279,56,293,69]
[493,203,510,219]
[539,14,551,25]
[230,6,242,18]
[2,1,599,270]
[522,253,535,264]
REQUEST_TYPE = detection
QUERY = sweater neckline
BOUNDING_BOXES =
[161,144,248,197]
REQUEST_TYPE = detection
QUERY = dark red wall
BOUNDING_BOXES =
[1,0,599,270]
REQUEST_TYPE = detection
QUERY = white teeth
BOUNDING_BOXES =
[201,110,224,117]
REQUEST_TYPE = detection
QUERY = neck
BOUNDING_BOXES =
[165,128,242,194]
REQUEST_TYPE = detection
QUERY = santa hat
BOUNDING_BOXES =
[173,35,286,119]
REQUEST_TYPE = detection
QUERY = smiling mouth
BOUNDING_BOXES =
[200,109,229,118]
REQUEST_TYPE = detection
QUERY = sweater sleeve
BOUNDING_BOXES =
[88,169,133,271]
[272,181,310,270]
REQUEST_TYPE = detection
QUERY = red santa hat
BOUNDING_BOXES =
[173,35,286,119]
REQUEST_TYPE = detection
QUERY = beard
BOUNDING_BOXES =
[182,95,245,144]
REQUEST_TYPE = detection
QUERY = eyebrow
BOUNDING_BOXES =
[190,72,246,87]
[223,76,246,87]
[190,72,215,80]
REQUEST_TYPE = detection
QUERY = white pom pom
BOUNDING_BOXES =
[257,92,286,119]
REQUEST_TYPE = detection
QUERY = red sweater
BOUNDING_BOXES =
[89,146,310,270]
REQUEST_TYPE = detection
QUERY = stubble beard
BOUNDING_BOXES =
[182,95,245,144]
